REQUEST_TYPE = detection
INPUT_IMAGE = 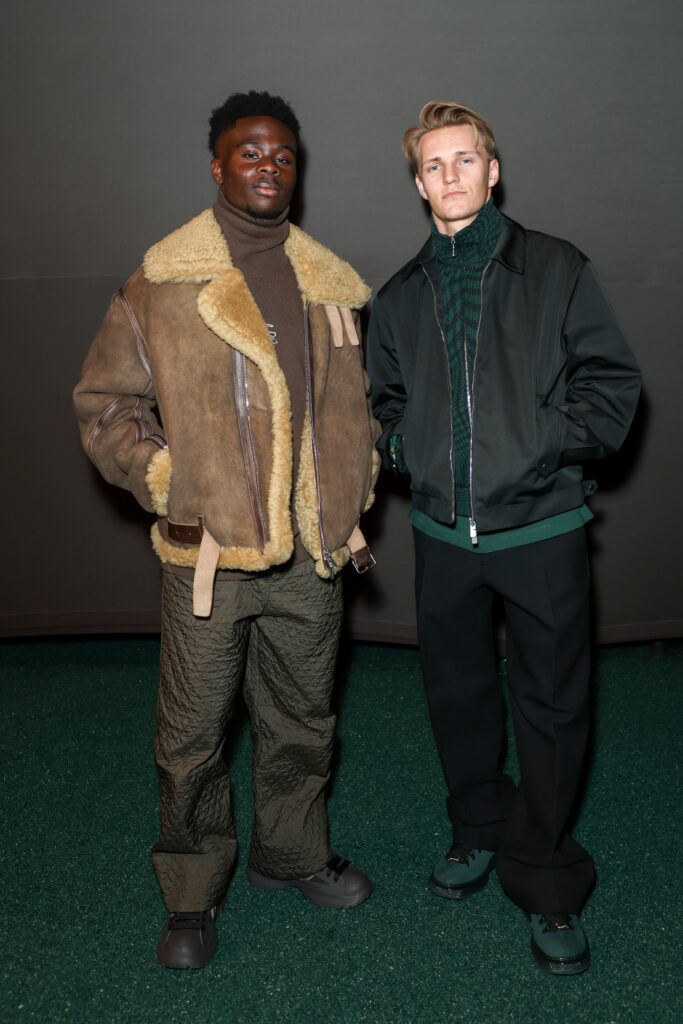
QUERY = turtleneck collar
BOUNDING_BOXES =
[212,188,290,256]
[431,198,502,268]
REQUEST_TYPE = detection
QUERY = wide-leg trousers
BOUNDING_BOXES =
[414,526,596,913]
[151,560,342,912]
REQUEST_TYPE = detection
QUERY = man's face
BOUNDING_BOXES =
[211,115,297,219]
[415,123,499,234]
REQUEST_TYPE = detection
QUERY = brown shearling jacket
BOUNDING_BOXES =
[74,208,380,586]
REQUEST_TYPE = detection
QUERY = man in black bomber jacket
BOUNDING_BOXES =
[366,101,640,976]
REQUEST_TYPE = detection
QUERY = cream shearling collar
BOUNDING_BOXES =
[143,208,370,309]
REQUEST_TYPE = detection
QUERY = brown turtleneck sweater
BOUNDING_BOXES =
[213,191,309,573]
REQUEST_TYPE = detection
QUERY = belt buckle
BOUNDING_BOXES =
[351,548,376,574]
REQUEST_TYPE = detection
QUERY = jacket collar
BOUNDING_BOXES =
[399,211,526,281]
[143,208,370,308]
[492,213,526,273]
[142,208,370,445]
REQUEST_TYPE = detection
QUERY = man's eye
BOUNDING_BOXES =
[243,151,259,159]
[276,156,290,165]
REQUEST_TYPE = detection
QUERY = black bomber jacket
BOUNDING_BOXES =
[366,213,641,535]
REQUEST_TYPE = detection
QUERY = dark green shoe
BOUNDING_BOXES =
[428,844,496,900]
[530,912,590,975]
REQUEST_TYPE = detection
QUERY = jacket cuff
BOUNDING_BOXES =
[144,446,171,515]
[388,433,408,474]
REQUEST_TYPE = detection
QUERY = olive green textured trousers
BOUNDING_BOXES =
[151,560,343,911]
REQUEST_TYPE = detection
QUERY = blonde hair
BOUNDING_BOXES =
[403,101,496,176]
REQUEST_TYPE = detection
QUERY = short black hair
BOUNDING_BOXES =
[208,91,301,155]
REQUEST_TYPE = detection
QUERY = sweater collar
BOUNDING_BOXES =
[400,210,527,281]
[212,190,290,256]
[430,199,502,268]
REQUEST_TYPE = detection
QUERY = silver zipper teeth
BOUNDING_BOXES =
[465,261,491,545]
[304,303,335,570]
[243,363,268,548]
[235,353,266,552]
[421,266,455,523]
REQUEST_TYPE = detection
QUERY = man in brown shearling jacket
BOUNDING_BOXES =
[73,91,380,970]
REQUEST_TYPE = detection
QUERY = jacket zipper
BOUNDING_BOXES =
[304,303,335,570]
[421,266,456,523]
[234,351,267,552]
[464,261,491,545]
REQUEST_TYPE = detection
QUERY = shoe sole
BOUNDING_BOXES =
[427,857,497,901]
[246,867,373,909]
[531,938,591,976]
[527,910,591,976]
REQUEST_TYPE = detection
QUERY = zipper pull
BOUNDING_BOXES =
[469,518,478,546]
[322,547,336,570]
[451,235,456,257]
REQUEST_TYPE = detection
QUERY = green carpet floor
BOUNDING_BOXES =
[1,638,681,1024]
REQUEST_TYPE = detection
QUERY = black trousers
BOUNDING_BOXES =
[414,526,596,913]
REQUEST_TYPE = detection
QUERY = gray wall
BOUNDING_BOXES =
[2,0,681,642]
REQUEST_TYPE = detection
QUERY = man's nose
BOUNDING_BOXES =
[443,162,460,183]
[259,158,279,175]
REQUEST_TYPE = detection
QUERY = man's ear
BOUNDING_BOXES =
[488,159,500,189]
[415,174,428,201]
[211,159,223,185]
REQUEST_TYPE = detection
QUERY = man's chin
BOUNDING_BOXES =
[245,204,287,221]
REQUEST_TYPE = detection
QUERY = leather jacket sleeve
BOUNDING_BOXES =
[535,261,641,477]
[72,287,167,511]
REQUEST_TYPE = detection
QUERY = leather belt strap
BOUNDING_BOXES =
[324,305,360,348]
[193,522,220,617]
[346,524,376,574]
[168,519,374,605]
[339,307,360,346]
[324,305,345,348]
[167,520,203,544]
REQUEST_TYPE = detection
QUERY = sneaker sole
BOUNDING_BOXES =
[246,867,373,909]
[531,938,591,976]
[427,858,496,901]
